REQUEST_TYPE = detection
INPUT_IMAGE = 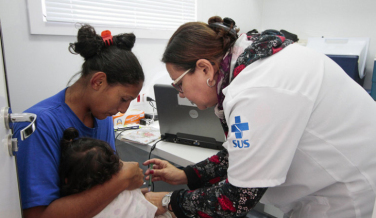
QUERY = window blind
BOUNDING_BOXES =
[43,0,196,30]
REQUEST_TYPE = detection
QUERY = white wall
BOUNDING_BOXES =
[0,0,262,113]
[1,0,374,113]
[261,0,376,90]
[198,0,262,34]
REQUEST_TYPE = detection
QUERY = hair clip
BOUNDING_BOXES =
[101,30,113,46]
[209,23,238,39]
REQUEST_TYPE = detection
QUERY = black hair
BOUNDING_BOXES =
[69,24,144,86]
[59,127,122,196]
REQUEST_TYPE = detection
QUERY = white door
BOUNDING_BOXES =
[0,21,22,218]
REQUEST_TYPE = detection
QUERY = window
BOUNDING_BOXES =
[27,0,197,39]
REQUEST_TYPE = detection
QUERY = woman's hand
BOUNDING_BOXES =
[116,161,144,190]
[143,159,188,185]
[145,192,169,216]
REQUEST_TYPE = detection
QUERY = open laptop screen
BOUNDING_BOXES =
[154,84,225,150]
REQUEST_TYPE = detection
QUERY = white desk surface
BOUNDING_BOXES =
[117,122,220,167]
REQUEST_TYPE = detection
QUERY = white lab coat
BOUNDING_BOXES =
[222,35,376,217]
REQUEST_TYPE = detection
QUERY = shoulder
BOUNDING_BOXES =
[278,43,327,60]
[24,89,67,116]
[225,44,326,100]
[13,89,68,140]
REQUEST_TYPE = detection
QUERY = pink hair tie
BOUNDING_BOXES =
[101,30,113,46]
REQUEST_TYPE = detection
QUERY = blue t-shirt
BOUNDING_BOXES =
[14,88,115,209]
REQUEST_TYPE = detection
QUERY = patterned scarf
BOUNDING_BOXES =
[215,29,294,134]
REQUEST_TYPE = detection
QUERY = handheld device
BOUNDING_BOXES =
[148,163,154,191]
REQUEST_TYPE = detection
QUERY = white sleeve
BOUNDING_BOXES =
[223,87,313,188]
[94,189,157,218]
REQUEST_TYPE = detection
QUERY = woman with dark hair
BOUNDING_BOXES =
[59,127,173,218]
[13,24,145,217]
[143,16,376,217]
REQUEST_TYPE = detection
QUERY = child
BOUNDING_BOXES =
[59,127,172,218]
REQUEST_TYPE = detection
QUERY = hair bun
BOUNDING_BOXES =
[63,127,79,141]
[69,24,103,59]
[207,16,238,41]
[208,16,223,25]
[114,33,136,51]
[223,17,236,28]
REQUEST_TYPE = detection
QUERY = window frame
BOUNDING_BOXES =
[27,0,199,39]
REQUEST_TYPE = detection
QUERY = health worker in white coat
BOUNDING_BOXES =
[143,16,376,218]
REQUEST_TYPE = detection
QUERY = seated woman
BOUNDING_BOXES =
[59,127,173,218]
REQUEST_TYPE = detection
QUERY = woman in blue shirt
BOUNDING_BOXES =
[14,24,145,218]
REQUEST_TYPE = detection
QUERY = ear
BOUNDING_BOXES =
[196,59,216,80]
[90,72,107,90]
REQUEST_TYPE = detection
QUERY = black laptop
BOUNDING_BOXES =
[154,84,225,150]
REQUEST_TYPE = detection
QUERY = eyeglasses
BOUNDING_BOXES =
[171,68,191,93]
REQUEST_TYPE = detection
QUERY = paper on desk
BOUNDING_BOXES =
[120,127,161,144]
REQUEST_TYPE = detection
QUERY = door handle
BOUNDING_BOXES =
[2,106,37,140]
[1,107,37,156]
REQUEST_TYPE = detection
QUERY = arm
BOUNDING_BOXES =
[14,110,144,217]
[24,161,144,218]
[184,149,229,189]
[143,149,228,188]
[144,154,266,217]
[145,181,267,217]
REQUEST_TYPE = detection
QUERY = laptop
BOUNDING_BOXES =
[154,84,225,150]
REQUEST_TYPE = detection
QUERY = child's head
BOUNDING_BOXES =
[59,127,122,196]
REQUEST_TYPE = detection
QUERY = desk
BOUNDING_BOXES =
[117,122,219,167]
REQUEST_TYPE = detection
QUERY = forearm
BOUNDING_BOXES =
[47,184,120,217]
[170,181,267,218]
[184,149,229,189]
[25,174,126,218]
